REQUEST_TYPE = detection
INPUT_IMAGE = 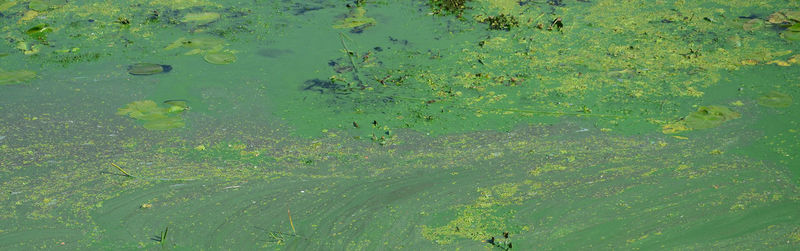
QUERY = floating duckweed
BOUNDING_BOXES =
[181,12,220,25]
[127,63,172,75]
[203,52,236,64]
[0,70,37,85]
[757,91,793,108]
[684,106,741,130]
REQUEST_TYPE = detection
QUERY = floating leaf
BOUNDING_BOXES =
[757,91,793,108]
[181,12,220,25]
[117,100,186,130]
[742,19,764,31]
[0,1,18,12]
[128,63,172,75]
[781,31,800,41]
[768,11,788,24]
[789,23,800,32]
[785,10,800,22]
[28,0,49,11]
[164,99,190,113]
[165,37,225,55]
[203,52,236,64]
[116,100,166,120]
[684,106,741,130]
[0,70,36,85]
[26,23,52,41]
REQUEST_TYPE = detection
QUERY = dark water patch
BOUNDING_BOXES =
[257,48,293,58]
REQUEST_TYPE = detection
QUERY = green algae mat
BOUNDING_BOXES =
[1,0,800,249]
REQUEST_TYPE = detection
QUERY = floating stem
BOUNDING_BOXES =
[288,207,296,235]
[161,226,168,247]
[110,163,132,177]
[338,32,359,74]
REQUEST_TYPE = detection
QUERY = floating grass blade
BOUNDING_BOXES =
[110,163,132,177]
[288,208,296,235]
[161,226,168,247]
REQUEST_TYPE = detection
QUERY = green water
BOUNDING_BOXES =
[1,0,799,249]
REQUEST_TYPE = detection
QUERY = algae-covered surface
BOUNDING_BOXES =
[2,0,800,249]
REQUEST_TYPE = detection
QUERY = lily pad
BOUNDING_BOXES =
[789,23,800,32]
[181,12,220,25]
[757,91,793,108]
[165,36,225,55]
[128,63,172,75]
[781,30,800,41]
[742,19,764,31]
[684,105,741,130]
[28,0,49,11]
[117,100,186,130]
[116,100,167,120]
[203,52,236,64]
[164,99,190,113]
[785,10,800,22]
[26,24,52,41]
[0,70,36,85]
[768,11,788,24]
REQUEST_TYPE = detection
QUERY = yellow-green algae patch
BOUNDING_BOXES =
[0,70,36,85]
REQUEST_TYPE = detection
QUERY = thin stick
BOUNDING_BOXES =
[288,208,296,235]
[338,32,359,74]
[110,163,132,177]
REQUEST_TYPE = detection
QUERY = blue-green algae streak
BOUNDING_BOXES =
[1,0,799,249]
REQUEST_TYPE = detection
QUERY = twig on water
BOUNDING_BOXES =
[288,207,296,236]
[110,163,132,177]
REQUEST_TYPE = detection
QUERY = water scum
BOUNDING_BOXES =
[1,0,800,249]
